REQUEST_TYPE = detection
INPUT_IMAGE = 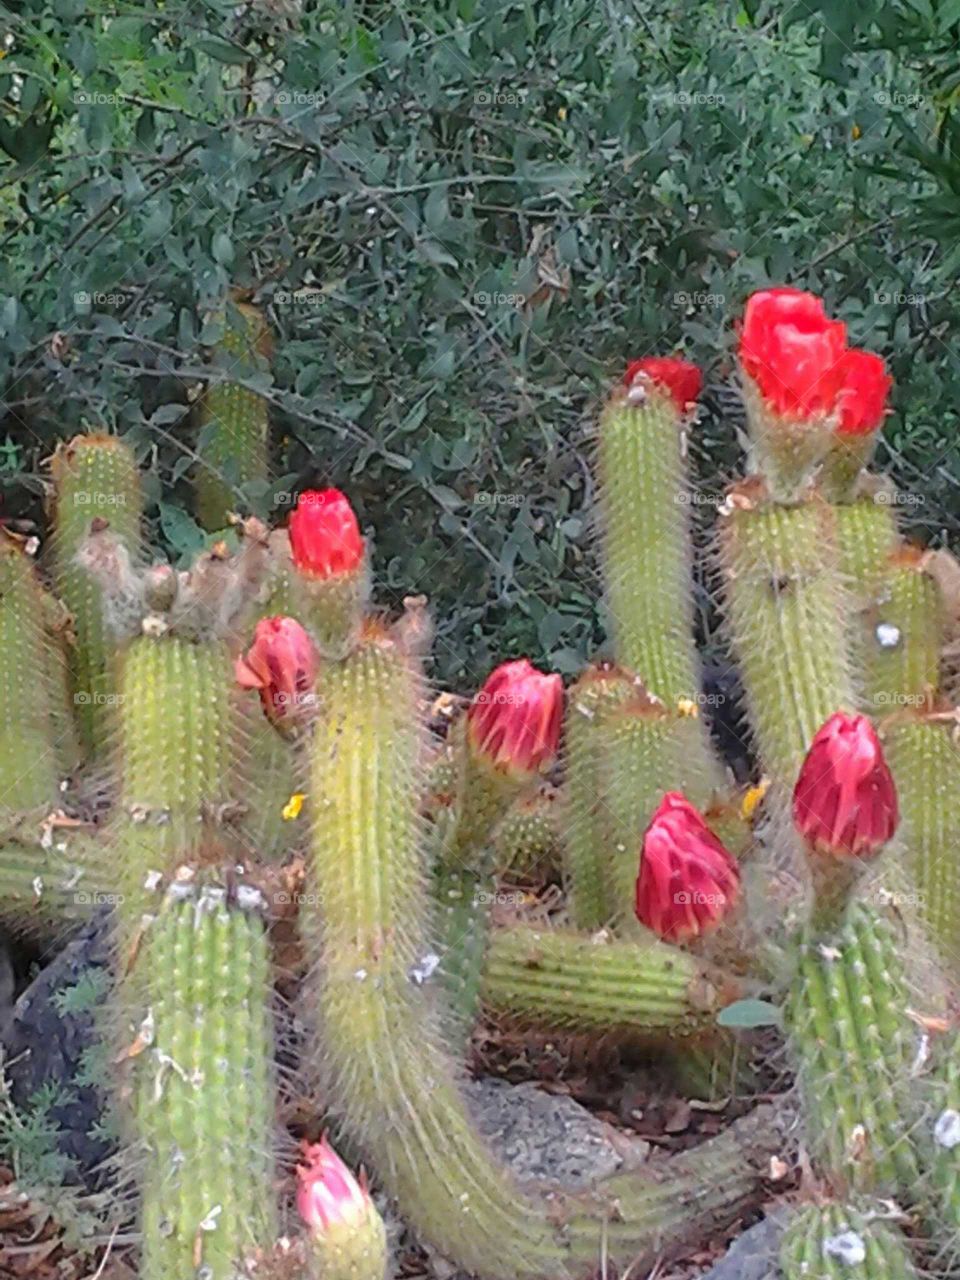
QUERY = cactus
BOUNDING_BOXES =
[110,635,242,923]
[0,531,66,830]
[884,712,960,966]
[493,784,560,878]
[480,923,739,1038]
[779,1201,920,1278]
[785,900,921,1196]
[121,888,277,1280]
[562,663,637,930]
[194,300,272,531]
[0,834,112,939]
[720,483,854,789]
[49,432,143,750]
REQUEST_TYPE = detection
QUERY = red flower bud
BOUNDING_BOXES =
[739,287,847,420]
[635,792,741,942]
[623,357,702,411]
[288,488,364,580]
[235,615,319,723]
[296,1137,372,1236]
[467,658,563,778]
[793,711,898,858]
[834,348,891,436]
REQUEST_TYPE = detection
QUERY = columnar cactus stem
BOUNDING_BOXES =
[721,483,854,789]
[493,785,559,877]
[480,923,739,1038]
[0,835,112,938]
[49,432,143,751]
[785,901,921,1196]
[562,664,636,930]
[884,713,960,965]
[194,300,272,531]
[303,626,567,1279]
[111,636,241,921]
[434,863,490,1048]
[123,891,277,1280]
[0,533,64,829]
[779,1201,920,1277]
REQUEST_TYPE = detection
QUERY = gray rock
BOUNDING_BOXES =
[696,1209,789,1279]
[463,1076,648,1186]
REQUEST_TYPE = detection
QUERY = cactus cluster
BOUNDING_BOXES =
[6,283,960,1280]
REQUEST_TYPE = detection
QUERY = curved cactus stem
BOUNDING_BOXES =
[785,900,922,1197]
[480,923,739,1039]
[48,432,144,752]
[304,626,568,1279]
[122,890,277,1280]
[194,301,272,532]
[779,1201,920,1277]
[720,483,855,791]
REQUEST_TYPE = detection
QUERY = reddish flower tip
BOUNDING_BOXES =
[835,348,891,436]
[296,1137,371,1236]
[623,357,702,411]
[235,615,319,723]
[467,658,563,778]
[739,287,847,420]
[289,488,364,580]
[635,792,741,943]
[793,711,898,858]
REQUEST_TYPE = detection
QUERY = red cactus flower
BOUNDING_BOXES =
[296,1137,372,1236]
[793,711,898,858]
[835,348,891,436]
[235,615,319,722]
[623,357,702,411]
[635,792,741,942]
[288,488,364,580]
[467,658,563,778]
[739,287,847,419]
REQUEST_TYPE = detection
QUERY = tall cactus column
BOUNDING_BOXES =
[597,359,724,787]
[49,432,143,752]
[303,624,567,1280]
[194,297,272,532]
[120,889,278,1280]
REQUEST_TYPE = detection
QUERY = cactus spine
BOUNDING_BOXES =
[49,433,143,750]
[123,891,277,1280]
[195,301,272,531]
[481,923,738,1038]
[785,901,921,1196]
[779,1201,920,1277]
[493,785,560,877]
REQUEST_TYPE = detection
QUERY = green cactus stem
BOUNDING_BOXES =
[562,664,641,931]
[0,834,112,939]
[833,496,943,712]
[493,784,560,878]
[560,1100,788,1270]
[123,889,277,1280]
[49,432,143,752]
[779,1201,920,1278]
[884,712,960,967]
[235,699,304,863]
[0,533,64,830]
[110,636,242,922]
[596,382,721,780]
[304,625,568,1279]
[434,863,491,1049]
[721,481,855,789]
[480,923,740,1039]
[194,300,272,532]
[665,1032,760,1102]
[928,1028,960,1266]
[785,900,921,1197]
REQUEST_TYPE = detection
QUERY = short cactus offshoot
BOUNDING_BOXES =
[12,279,960,1280]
